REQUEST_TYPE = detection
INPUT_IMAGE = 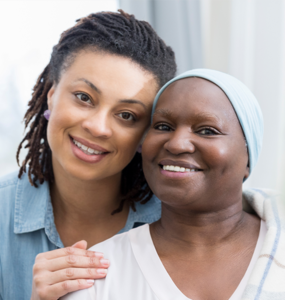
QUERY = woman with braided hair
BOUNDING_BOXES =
[0,10,176,300]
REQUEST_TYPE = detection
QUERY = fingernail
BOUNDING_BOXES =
[86,279,95,284]
[100,259,109,266]
[97,268,107,275]
[94,252,104,258]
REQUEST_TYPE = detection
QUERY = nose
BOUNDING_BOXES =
[81,109,112,139]
[164,127,195,155]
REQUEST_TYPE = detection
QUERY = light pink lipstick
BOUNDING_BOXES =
[70,135,109,164]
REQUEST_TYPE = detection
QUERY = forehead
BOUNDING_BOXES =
[155,77,238,123]
[58,51,158,103]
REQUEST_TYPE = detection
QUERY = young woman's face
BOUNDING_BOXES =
[142,77,249,212]
[47,51,158,181]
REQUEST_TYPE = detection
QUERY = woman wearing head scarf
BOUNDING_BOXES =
[62,69,284,300]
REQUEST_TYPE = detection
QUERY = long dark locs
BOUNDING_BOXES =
[17,9,176,213]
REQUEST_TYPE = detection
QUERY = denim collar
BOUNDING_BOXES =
[13,172,161,247]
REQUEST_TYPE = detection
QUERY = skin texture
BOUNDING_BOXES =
[31,51,158,300]
[142,77,260,300]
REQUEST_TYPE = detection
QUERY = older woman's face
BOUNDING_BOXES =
[142,77,249,211]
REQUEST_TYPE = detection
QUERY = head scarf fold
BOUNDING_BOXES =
[151,69,263,177]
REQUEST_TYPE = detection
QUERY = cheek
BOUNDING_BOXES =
[47,102,78,149]
[142,133,162,161]
[203,139,247,176]
[142,133,164,178]
[113,128,145,165]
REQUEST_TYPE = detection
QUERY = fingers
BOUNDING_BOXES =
[35,279,95,300]
[53,279,95,298]
[31,244,109,300]
[36,246,103,261]
[46,266,108,285]
[71,240,88,249]
[46,255,110,272]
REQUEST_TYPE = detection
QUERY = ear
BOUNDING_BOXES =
[47,85,56,111]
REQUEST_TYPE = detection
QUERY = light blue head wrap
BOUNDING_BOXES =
[151,69,263,177]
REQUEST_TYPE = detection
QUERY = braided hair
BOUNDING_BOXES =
[17,9,176,213]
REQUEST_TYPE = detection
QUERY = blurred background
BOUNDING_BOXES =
[0,0,284,193]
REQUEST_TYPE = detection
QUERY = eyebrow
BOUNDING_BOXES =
[75,78,102,94]
[75,79,147,110]
[119,99,147,110]
[153,110,224,125]
[193,113,223,124]
[153,109,174,118]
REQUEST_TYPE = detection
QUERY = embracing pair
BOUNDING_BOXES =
[0,10,284,300]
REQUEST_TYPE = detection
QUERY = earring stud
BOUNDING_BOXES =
[137,145,142,153]
[43,110,51,120]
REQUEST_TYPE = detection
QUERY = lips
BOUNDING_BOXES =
[69,135,110,164]
[69,135,109,153]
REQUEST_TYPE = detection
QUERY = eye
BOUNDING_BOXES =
[75,93,92,104]
[117,112,135,121]
[155,124,172,131]
[198,128,218,135]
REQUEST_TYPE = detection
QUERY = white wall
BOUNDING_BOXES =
[0,0,118,176]
[200,0,285,191]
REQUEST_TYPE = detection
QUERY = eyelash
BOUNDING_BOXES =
[154,124,219,135]
[75,92,137,122]
[198,127,219,135]
[117,112,136,122]
[75,92,92,104]
[154,124,172,131]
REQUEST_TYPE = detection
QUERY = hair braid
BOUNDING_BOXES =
[17,9,176,213]
[17,65,52,186]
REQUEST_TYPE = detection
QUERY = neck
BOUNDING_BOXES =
[153,196,249,249]
[50,161,128,247]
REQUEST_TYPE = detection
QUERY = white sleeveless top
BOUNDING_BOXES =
[62,221,267,300]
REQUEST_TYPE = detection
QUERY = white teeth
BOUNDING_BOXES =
[162,165,199,173]
[72,139,104,155]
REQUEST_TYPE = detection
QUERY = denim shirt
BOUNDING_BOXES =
[0,171,161,300]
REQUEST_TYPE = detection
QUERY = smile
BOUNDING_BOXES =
[72,138,105,155]
[162,165,199,172]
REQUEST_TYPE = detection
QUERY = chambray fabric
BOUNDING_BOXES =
[151,69,264,177]
[0,171,161,300]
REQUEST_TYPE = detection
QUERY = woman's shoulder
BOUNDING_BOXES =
[88,224,149,260]
[0,170,50,231]
[0,171,20,210]
[0,171,22,239]
[0,170,19,189]
[89,229,132,256]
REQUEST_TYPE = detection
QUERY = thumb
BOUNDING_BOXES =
[71,240,88,249]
